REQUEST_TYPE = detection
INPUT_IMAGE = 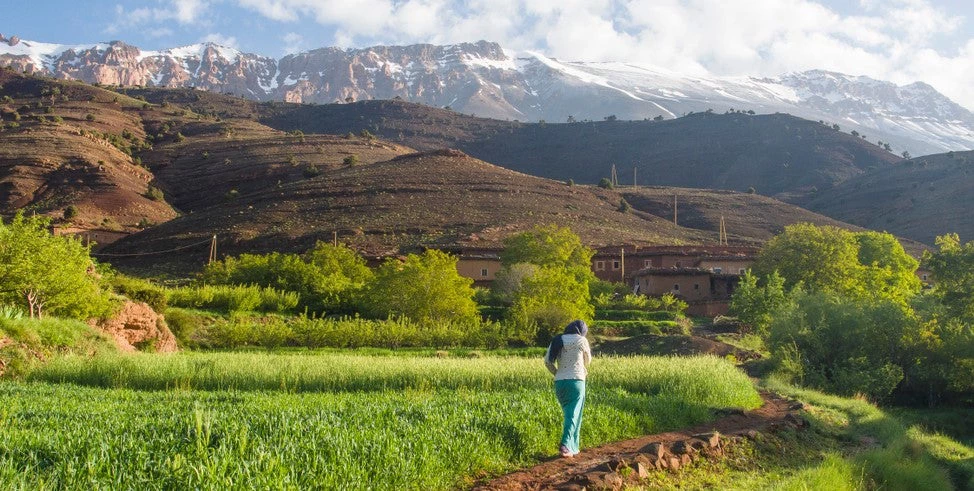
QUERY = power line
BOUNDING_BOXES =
[91,237,213,257]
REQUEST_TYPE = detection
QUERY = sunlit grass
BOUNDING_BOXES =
[2,353,760,489]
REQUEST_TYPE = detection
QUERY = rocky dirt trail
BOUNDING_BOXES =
[473,392,805,490]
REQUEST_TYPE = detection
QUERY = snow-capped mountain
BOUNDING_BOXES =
[2,35,971,155]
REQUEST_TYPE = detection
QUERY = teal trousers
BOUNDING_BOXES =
[554,379,586,454]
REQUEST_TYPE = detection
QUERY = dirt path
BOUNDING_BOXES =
[473,392,800,490]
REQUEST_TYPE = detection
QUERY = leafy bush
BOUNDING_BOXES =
[595,309,679,321]
[110,275,168,311]
[167,285,299,314]
[187,315,511,350]
[144,186,164,201]
[767,291,911,400]
[363,250,478,323]
[202,243,371,314]
[588,320,688,337]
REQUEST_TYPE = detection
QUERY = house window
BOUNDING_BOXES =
[595,261,605,271]
[694,284,699,290]
[713,267,722,274]
[644,259,652,268]
[612,260,621,270]
[675,261,682,268]
[739,268,746,274]
[673,284,680,291]
[481,268,489,278]
[922,274,928,281]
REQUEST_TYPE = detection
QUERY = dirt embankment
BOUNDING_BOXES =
[89,301,178,353]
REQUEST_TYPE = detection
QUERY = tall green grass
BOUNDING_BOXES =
[30,353,761,406]
[0,317,115,376]
[765,378,969,490]
[167,284,300,314]
[3,354,760,489]
[166,310,515,349]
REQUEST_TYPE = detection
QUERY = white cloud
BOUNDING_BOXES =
[282,32,304,54]
[107,0,211,34]
[201,33,238,48]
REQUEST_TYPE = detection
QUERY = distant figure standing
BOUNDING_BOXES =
[544,320,592,458]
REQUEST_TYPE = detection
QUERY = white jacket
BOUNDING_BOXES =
[545,334,592,381]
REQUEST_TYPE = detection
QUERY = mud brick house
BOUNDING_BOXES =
[593,245,759,317]
[436,246,503,286]
[50,225,130,251]
[446,245,757,314]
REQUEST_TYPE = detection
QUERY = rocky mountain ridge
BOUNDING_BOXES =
[1,36,972,155]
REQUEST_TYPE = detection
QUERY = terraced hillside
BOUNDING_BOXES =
[105,150,716,272]
[0,69,177,230]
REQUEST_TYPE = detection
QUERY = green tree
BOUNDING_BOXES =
[304,241,373,311]
[490,263,538,306]
[0,214,111,319]
[598,178,613,189]
[500,224,595,285]
[364,250,478,323]
[923,234,974,322]
[752,223,864,296]
[855,230,921,305]
[767,291,910,400]
[509,266,594,344]
[729,271,788,335]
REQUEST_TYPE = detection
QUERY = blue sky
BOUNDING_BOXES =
[5,0,974,108]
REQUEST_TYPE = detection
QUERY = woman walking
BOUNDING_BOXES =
[544,320,591,458]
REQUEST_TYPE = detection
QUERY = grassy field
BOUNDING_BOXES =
[636,378,974,490]
[1,353,760,489]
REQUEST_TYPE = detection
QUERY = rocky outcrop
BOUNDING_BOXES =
[89,301,178,353]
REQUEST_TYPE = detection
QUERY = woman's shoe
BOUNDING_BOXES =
[560,445,572,458]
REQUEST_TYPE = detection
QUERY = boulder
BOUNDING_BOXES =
[90,301,178,353]
[642,442,665,459]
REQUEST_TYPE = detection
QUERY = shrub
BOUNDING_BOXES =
[167,285,299,314]
[595,309,679,321]
[144,185,164,201]
[62,205,79,220]
[302,164,321,178]
[363,250,478,323]
[110,275,168,311]
[598,178,613,189]
[343,155,359,167]
[85,113,95,121]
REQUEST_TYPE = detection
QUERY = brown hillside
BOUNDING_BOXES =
[257,100,903,200]
[103,150,716,272]
[802,150,974,245]
[0,69,176,230]
[620,187,862,241]
[144,126,412,212]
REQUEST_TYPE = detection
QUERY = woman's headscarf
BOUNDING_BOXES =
[547,320,588,363]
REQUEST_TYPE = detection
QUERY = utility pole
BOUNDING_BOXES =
[673,194,678,225]
[620,247,626,283]
[208,234,217,264]
[633,166,637,190]
[334,231,338,247]
[719,215,727,245]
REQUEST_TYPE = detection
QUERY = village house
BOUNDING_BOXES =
[446,244,758,315]
[594,245,759,316]
[50,225,130,251]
